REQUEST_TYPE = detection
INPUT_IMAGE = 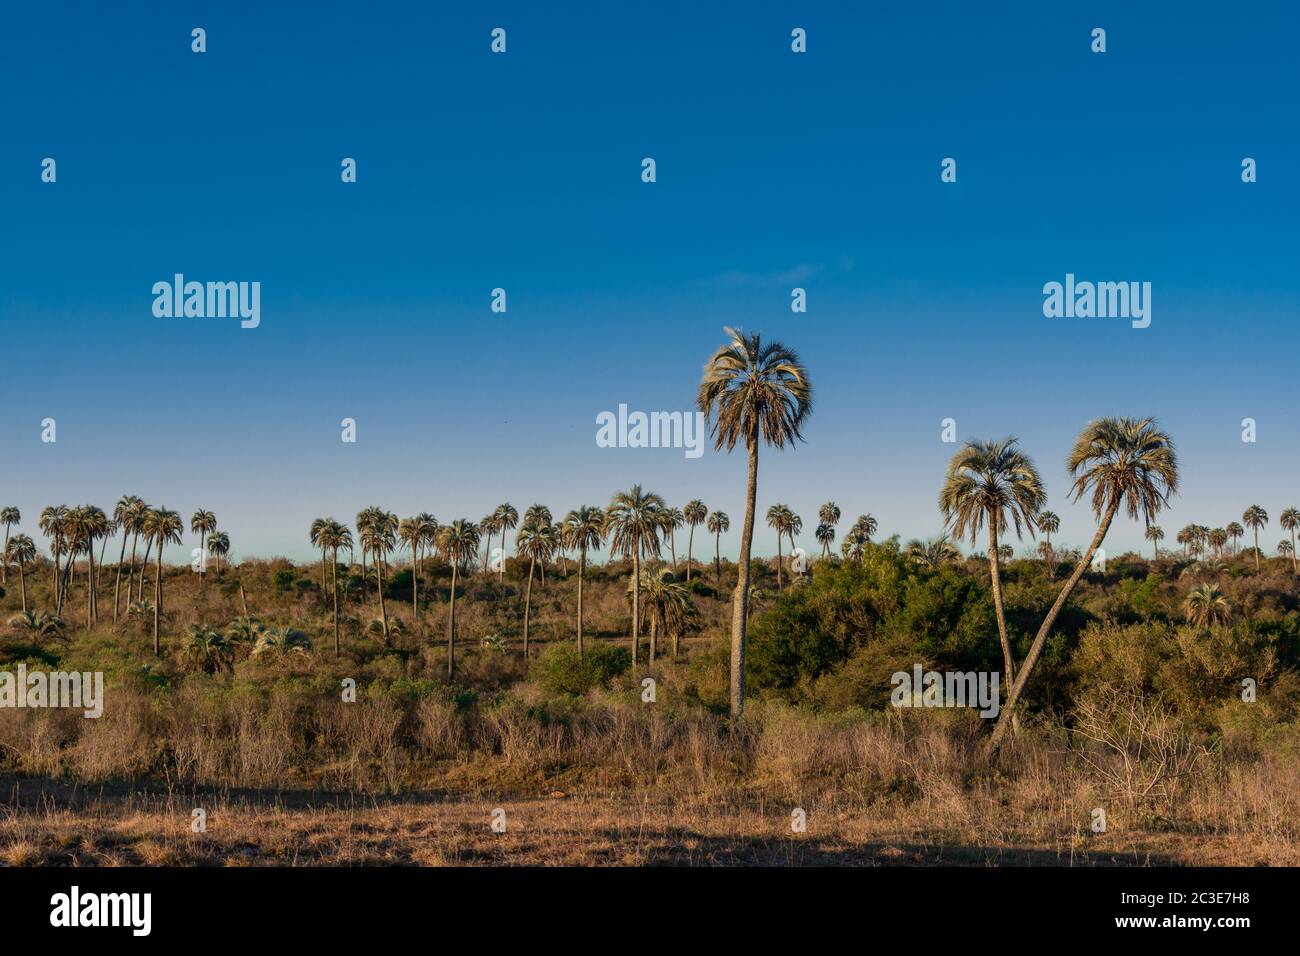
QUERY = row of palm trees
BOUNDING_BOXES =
[1154,507,1299,573]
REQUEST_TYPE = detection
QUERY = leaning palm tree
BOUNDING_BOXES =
[1226,521,1244,556]
[5,534,36,612]
[940,438,1045,686]
[815,523,835,559]
[437,520,480,677]
[1280,507,1299,574]
[0,506,18,584]
[1242,505,1268,572]
[360,511,397,637]
[1145,524,1164,560]
[683,500,707,581]
[191,510,217,581]
[561,506,606,655]
[698,326,811,717]
[494,503,518,586]
[765,503,793,589]
[606,485,667,664]
[141,507,183,655]
[315,520,351,654]
[112,495,145,622]
[989,417,1178,752]
[207,531,230,574]
[1184,583,1230,627]
[787,512,804,577]
[515,518,558,659]
[707,510,729,586]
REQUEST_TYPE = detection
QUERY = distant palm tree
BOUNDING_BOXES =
[815,523,835,559]
[991,417,1178,752]
[0,506,18,584]
[39,505,69,615]
[495,503,518,586]
[698,326,811,717]
[1226,521,1245,556]
[142,507,184,655]
[707,511,729,586]
[515,518,558,659]
[1036,510,1059,549]
[683,500,707,582]
[356,507,386,601]
[787,511,804,578]
[1242,505,1268,571]
[1208,527,1228,559]
[906,536,961,569]
[316,520,351,654]
[5,534,36,612]
[1145,524,1164,560]
[523,504,553,582]
[398,517,424,618]
[818,502,841,534]
[1184,583,1230,627]
[185,625,234,674]
[765,503,793,589]
[606,485,666,664]
[82,505,109,627]
[1278,539,1294,566]
[361,510,397,637]
[1280,508,1299,574]
[191,510,217,581]
[940,437,1046,686]
[478,513,499,578]
[437,520,481,677]
[310,517,331,592]
[207,531,230,574]
[414,513,438,580]
[561,505,606,655]
[1176,524,1195,558]
[662,507,685,573]
[112,496,145,622]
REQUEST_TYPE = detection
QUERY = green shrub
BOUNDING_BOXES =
[531,641,631,696]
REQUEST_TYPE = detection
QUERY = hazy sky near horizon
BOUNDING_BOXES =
[2,1,1297,563]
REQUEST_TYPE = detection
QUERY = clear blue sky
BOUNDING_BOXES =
[2,1,1297,563]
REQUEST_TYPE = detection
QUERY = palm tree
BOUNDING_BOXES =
[1242,505,1268,571]
[112,496,145,622]
[990,417,1178,752]
[815,523,835,559]
[1227,521,1245,557]
[629,568,693,662]
[1208,527,1228,559]
[843,514,878,560]
[82,506,109,626]
[662,507,685,573]
[765,503,793,589]
[1280,508,1299,574]
[1278,539,1294,566]
[515,518,558,659]
[707,511,729,586]
[1145,524,1164,560]
[141,507,183,655]
[437,520,480,677]
[683,500,707,581]
[606,485,667,664]
[1036,510,1059,549]
[0,507,18,584]
[523,504,553,582]
[361,510,397,637]
[8,609,64,644]
[478,513,499,578]
[1176,524,1195,559]
[191,510,217,581]
[316,520,351,654]
[906,535,961,569]
[185,625,234,674]
[356,507,386,601]
[940,438,1046,686]
[495,503,518,586]
[5,534,36,612]
[310,517,331,592]
[207,531,230,574]
[398,517,424,618]
[1184,583,1230,627]
[698,326,812,717]
[39,505,69,615]
[562,506,606,655]
[818,502,841,537]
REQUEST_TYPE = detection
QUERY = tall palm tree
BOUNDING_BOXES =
[818,502,841,536]
[765,503,793,589]
[112,496,145,623]
[310,517,331,592]
[850,513,878,545]
[1145,524,1164,560]
[207,531,230,574]
[495,503,518,586]
[1035,510,1059,549]
[316,520,351,654]
[515,518,558,659]
[437,519,480,677]
[81,506,109,626]
[361,510,397,637]
[787,511,803,578]
[562,506,606,655]
[698,326,812,717]
[707,510,729,586]
[478,513,499,578]
[815,523,835,559]
[1184,583,1230,627]
[414,512,438,580]
[191,510,217,581]
[1280,508,1299,574]
[398,517,424,618]
[940,438,1046,685]
[0,507,18,584]
[39,505,69,616]
[142,507,183,655]
[1176,524,1195,559]
[990,417,1178,752]
[683,500,707,581]
[355,507,385,601]
[606,485,667,664]
[5,534,36,612]
[1242,505,1268,571]
[1226,521,1245,557]
[523,504,553,582]
[661,507,685,574]
[1208,527,1228,559]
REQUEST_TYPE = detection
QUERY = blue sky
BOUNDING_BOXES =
[2,1,1297,563]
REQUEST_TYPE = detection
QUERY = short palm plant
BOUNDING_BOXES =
[1184,583,1230,627]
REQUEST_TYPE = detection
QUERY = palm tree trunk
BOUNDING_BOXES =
[412,543,419,619]
[670,529,677,573]
[775,531,783,590]
[319,547,326,592]
[1291,529,1297,574]
[137,538,152,602]
[97,533,109,590]
[86,541,95,630]
[1,522,8,583]
[989,498,1120,753]
[153,541,163,656]
[987,524,1015,685]
[631,534,641,665]
[18,560,27,612]
[523,557,536,658]
[731,442,759,717]
[332,546,341,655]
[377,557,389,638]
[649,610,657,663]
[447,560,458,677]
[577,547,586,656]
[482,530,492,577]
[1254,528,1261,571]
[113,529,130,623]
[686,525,695,582]
[199,532,207,581]
[361,549,368,604]
[715,532,721,587]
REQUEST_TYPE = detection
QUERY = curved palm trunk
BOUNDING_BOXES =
[113,529,130,623]
[97,533,109,590]
[18,559,27,612]
[447,560,458,677]
[987,524,1015,685]
[576,546,586,656]
[332,546,341,655]
[153,541,163,656]
[631,533,641,665]
[989,498,1120,753]
[686,525,695,582]
[731,441,759,717]
[522,556,536,658]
